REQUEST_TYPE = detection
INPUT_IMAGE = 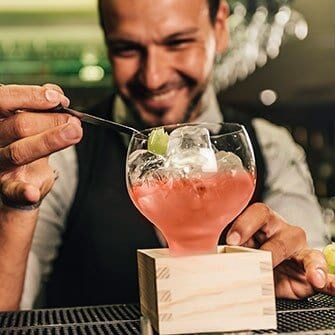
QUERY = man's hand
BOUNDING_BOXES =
[0,84,83,207]
[0,83,83,310]
[226,202,335,299]
[274,249,335,298]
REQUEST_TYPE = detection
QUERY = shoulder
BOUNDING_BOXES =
[252,117,308,169]
[251,118,313,188]
[251,118,304,157]
[252,118,295,147]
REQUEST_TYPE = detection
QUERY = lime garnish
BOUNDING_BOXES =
[323,243,335,274]
[148,127,169,155]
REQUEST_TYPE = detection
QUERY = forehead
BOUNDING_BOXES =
[101,0,210,37]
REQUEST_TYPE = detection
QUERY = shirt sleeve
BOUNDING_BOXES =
[252,118,327,249]
[20,146,78,309]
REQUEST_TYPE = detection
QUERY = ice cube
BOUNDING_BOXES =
[167,125,212,151]
[128,149,166,183]
[215,150,244,173]
[166,125,217,174]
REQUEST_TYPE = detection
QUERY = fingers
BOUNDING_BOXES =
[0,112,73,147]
[226,203,282,246]
[301,249,328,289]
[261,225,306,267]
[0,83,78,207]
[293,248,335,296]
[0,158,60,206]
[1,180,41,205]
[0,117,82,171]
[273,251,335,299]
[296,249,335,293]
[42,83,66,95]
[320,274,335,295]
[226,203,307,267]
[274,261,312,299]
[0,84,69,115]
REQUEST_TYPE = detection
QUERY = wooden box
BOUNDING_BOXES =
[137,246,276,334]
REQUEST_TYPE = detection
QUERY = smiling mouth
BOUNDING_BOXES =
[129,79,192,113]
[150,90,176,101]
[136,88,181,111]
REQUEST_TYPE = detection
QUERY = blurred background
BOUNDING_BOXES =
[0,0,334,236]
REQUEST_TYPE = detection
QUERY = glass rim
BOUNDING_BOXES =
[132,122,245,139]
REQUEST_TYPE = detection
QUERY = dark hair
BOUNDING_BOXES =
[208,0,221,25]
[98,0,221,30]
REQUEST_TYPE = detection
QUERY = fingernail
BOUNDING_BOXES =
[315,269,326,288]
[45,89,61,102]
[61,118,82,140]
[61,96,70,107]
[227,231,241,245]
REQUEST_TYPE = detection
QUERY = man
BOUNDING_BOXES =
[0,0,333,311]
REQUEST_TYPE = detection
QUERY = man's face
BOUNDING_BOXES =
[101,0,228,126]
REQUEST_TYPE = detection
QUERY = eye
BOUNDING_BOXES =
[108,42,142,57]
[165,38,194,49]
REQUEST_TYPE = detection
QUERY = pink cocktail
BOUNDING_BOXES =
[126,123,256,255]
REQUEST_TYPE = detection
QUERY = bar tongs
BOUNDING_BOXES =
[49,103,141,136]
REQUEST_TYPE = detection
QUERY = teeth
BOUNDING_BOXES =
[151,90,175,101]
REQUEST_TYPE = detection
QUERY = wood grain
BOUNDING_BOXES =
[138,246,277,334]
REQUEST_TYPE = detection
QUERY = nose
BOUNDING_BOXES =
[139,46,170,91]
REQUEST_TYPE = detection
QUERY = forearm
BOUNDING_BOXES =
[0,84,82,310]
[0,205,39,311]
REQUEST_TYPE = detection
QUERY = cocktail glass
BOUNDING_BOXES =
[126,123,256,256]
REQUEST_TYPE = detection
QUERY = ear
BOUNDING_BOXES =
[214,1,230,54]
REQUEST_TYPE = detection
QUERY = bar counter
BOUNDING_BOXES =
[1,293,335,334]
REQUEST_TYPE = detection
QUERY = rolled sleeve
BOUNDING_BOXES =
[20,146,78,309]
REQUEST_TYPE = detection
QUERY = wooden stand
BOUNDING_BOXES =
[137,246,276,334]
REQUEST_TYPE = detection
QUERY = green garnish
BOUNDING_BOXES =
[323,243,335,274]
[148,127,169,155]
